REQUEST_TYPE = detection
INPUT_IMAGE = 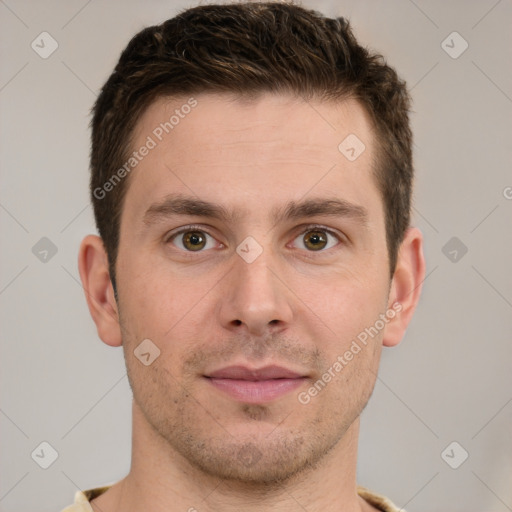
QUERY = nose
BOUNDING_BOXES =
[217,248,293,337]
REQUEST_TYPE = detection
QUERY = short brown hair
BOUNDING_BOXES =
[90,1,413,287]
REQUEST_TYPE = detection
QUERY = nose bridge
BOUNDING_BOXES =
[237,246,275,293]
[235,242,279,305]
[219,240,293,334]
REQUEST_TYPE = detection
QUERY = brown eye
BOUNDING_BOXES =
[303,230,328,250]
[168,227,218,253]
[291,228,339,252]
[182,231,207,251]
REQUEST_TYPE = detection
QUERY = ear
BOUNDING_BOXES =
[382,227,425,348]
[78,234,122,347]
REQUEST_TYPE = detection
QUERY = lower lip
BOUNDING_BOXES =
[206,377,307,403]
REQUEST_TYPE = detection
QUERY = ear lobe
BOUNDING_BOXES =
[78,234,122,347]
[382,227,425,348]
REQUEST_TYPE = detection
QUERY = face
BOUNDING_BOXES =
[115,93,393,483]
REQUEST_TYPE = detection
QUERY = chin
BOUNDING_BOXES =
[168,425,342,488]
[189,441,311,485]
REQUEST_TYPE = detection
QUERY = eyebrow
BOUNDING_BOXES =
[142,194,368,227]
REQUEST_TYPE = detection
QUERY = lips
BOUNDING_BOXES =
[207,365,303,381]
[205,365,307,403]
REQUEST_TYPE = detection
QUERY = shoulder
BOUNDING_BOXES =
[357,486,405,512]
[61,486,111,512]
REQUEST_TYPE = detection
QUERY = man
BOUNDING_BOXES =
[68,1,425,511]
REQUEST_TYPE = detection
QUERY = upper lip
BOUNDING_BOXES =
[206,365,304,381]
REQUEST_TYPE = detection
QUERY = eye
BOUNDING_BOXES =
[291,227,340,252]
[168,228,218,252]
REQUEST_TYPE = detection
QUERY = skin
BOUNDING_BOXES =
[79,92,425,512]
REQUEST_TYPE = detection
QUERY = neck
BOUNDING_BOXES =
[94,401,370,512]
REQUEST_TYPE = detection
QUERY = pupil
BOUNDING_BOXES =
[306,231,326,250]
[185,231,205,250]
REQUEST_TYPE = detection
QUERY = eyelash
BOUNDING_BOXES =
[166,224,344,253]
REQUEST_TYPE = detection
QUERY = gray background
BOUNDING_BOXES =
[1,0,511,511]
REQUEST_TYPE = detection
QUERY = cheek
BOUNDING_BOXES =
[117,257,182,331]
[303,277,386,400]
[116,257,220,365]
[295,269,389,351]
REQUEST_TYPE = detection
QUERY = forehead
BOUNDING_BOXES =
[134,92,374,161]
[122,92,381,225]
